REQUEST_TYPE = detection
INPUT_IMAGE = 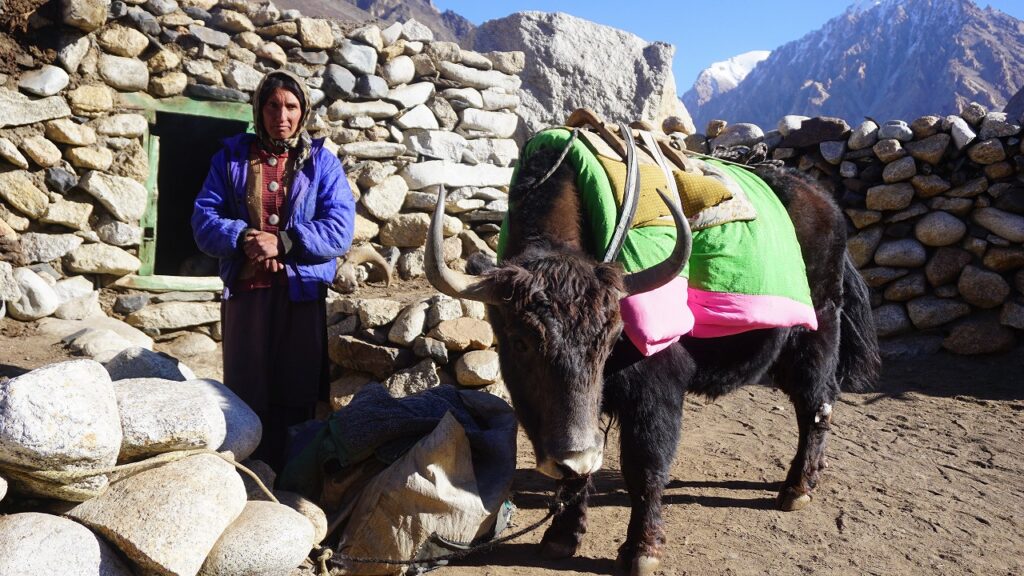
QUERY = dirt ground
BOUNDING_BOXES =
[443,345,1024,576]
[2,316,1023,576]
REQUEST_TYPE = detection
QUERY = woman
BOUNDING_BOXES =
[192,70,355,470]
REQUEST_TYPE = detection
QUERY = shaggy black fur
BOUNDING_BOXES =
[479,147,880,573]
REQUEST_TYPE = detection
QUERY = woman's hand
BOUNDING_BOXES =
[261,258,284,273]
[243,230,281,263]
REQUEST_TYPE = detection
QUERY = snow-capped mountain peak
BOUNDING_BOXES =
[682,50,770,109]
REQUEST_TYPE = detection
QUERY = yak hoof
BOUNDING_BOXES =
[615,549,660,575]
[631,555,660,576]
[778,488,813,511]
[540,539,579,560]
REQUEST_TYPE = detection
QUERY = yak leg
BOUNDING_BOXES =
[540,476,593,558]
[604,345,688,576]
[615,390,683,575]
[775,308,841,511]
[615,421,676,574]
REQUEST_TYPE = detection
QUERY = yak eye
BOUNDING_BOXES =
[512,338,529,353]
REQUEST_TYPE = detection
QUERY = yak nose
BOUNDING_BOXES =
[537,447,604,479]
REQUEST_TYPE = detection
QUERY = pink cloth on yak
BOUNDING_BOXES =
[619,279,820,356]
[686,288,818,339]
[620,277,693,356]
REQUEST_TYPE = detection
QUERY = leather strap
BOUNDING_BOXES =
[602,122,641,263]
[639,130,680,201]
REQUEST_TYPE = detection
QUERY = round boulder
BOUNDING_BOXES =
[874,239,927,268]
[454,349,501,387]
[914,211,966,247]
[8,267,60,321]
[957,266,1010,309]
[199,500,314,576]
[0,359,121,500]
[0,513,133,575]
[68,454,247,576]
[114,378,227,461]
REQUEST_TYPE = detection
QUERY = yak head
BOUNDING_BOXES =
[425,169,690,479]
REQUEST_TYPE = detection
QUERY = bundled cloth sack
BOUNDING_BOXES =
[278,383,517,575]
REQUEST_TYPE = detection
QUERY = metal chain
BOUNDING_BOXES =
[319,481,590,571]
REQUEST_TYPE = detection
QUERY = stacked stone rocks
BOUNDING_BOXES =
[687,102,1024,355]
[325,292,504,408]
[1,0,523,385]
[0,357,326,575]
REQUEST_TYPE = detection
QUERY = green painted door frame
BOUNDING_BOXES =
[123,94,253,287]
[138,134,159,275]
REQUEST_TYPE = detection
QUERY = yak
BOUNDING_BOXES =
[424,141,881,576]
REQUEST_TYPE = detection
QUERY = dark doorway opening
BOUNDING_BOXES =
[151,112,247,275]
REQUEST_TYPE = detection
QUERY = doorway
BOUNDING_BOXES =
[150,112,248,276]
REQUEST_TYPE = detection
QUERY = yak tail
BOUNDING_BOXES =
[836,252,881,392]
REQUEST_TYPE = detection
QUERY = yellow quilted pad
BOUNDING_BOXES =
[593,153,734,228]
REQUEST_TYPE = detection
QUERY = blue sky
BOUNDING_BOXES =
[433,0,1024,95]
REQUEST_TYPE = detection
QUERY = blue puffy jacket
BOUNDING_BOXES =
[192,133,355,300]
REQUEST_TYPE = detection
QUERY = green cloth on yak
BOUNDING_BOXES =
[499,128,811,304]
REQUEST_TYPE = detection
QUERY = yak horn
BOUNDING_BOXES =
[346,244,392,286]
[424,185,499,304]
[622,189,692,295]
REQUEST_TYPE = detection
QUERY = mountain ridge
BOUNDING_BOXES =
[687,0,1024,129]
[272,0,473,44]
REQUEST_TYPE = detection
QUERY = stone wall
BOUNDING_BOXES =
[687,103,1024,356]
[4,0,1023,407]
[0,0,523,398]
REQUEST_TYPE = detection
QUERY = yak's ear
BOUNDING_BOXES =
[595,261,626,294]
[484,264,536,304]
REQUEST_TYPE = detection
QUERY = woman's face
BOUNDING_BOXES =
[262,86,302,140]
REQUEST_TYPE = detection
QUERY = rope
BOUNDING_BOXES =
[0,448,278,503]
[527,127,580,191]
[679,145,758,170]
[315,546,333,576]
[324,481,590,570]
[677,141,783,171]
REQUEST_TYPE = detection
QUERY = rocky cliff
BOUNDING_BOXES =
[472,11,695,141]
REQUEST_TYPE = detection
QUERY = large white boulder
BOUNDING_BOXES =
[0,360,121,500]
[114,378,228,461]
[7,267,60,321]
[473,11,693,140]
[68,454,247,576]
[191,379,262,461]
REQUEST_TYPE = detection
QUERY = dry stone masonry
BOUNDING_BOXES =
[687,102,1024,356]
[1,0,523,398]
[1,0,524,568]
